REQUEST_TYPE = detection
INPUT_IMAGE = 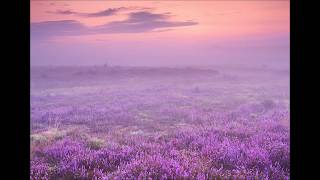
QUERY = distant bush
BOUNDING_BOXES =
[87,137,105,150]
[44,128,66,141]
[40,73,48,78]
[31,134,48,145]
[262,99,276,110]
[193,87,200,93]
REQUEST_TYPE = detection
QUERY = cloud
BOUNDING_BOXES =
[47,2,69,7]
[84,7,127,17]
[31,11,198,40]
[47,10,79,15]
[48,7,152,17]
[31,20,88,40]
[94,11,197,33]
[48,8,123,17]
[127,11,170,22]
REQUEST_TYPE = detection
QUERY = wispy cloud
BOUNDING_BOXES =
[31,11,198,40]
[31,20,88,40]
[48,7,152,17]
[93,11,196,33]
[48,10,78,15]
[84,7,129,17]
[47,2,69,6]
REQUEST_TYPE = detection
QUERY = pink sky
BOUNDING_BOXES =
[31,1,289,67]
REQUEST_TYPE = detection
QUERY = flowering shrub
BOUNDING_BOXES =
[31,67,289,179]
[31,109,289,179]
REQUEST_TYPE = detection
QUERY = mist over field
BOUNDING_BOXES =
[30,1,289,179]
[30,65,289,179]
[31,34,289,68]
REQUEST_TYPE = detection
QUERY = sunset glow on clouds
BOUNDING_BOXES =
[31,1,289,67]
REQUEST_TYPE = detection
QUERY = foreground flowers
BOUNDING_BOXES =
[31,109,289,180]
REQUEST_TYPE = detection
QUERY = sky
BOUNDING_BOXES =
[31,1,289,68]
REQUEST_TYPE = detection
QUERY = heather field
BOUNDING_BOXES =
[30,66,290,180]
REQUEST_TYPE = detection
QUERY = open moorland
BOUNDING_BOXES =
[30,65,289,179]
